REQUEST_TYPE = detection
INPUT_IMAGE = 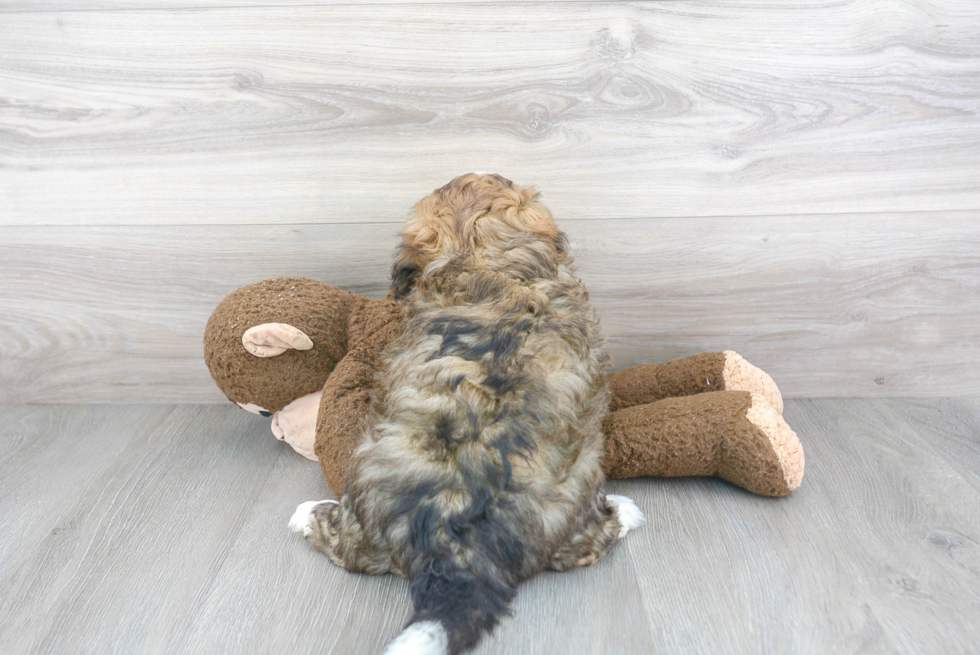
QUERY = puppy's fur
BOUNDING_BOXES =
[291,174,642,655]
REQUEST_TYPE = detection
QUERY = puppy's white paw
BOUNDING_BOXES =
[606,494,645,538]
[383,621,449,655]
[288,499,337,538]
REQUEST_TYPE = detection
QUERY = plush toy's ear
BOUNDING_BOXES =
[242,323,314,357]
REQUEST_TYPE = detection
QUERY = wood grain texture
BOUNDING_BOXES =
[1,400,978,653]
[622,397,980,653]
[784,399,980,651]
[870,397,980,493]
[4,0,597,11]
[0,405,286,654]
[0,405,170,580]
[1,1,978,225]
[2,212,977,403]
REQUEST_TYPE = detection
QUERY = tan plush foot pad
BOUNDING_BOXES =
[721,351,783,414]
[744,393,804,494]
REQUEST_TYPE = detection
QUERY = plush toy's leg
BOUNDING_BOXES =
[601,391,803,497]
[607,351,783,414]
[548,492,644,571]
[289,497,392,575]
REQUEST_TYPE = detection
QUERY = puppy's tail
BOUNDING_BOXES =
[383,556,516,655]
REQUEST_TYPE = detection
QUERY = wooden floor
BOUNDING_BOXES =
[1,398,978,654]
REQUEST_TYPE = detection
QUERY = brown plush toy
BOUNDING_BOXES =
[205,276,804,497]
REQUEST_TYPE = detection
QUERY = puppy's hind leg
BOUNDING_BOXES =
[289,499,337,544]
[289,498,391,574]
[606,494,645,538]
[548,493,645,571]
[289,499,340,558]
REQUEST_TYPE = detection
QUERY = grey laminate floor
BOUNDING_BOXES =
[1,399,978,654]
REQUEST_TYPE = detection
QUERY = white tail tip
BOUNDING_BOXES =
[383,621,449,655]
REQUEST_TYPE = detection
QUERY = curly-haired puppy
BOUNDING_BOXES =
[290,173,643,655]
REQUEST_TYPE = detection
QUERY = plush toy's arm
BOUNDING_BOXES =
[601,390,803,496]
[315,294,402,497]
[314,353,377,498]
[606,351,783,414]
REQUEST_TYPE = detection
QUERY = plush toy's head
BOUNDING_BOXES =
[204,277,351,414]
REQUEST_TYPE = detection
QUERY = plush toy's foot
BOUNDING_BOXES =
[718,393,803,496]
[720,351,783,414]
[602,390,804,496]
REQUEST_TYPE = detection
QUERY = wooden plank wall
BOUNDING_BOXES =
[1,1,978,402]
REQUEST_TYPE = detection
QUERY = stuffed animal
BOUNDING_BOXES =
[204,276,804,497]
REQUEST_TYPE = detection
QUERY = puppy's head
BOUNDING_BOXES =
[391,173,563,300]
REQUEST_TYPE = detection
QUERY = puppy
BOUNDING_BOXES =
[290,174,643,655]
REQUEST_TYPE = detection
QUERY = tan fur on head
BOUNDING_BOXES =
[391,173,564,299]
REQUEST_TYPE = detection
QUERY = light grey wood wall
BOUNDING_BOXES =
[1,1,978,402]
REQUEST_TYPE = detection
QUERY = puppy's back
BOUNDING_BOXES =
[351,175,613,654]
